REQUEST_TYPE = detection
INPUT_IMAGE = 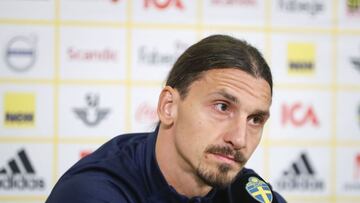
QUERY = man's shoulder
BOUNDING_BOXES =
[46,173,130,203]
[46,131,155,203]
[91,132,150,160]
[66,131,152,179]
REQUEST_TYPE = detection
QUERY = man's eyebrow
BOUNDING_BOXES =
[213,90,270,117]
[214,89,239,104]
[252,110,270,118]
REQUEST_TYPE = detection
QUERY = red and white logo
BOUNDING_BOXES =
[135,102,158,123]
[281,102,319,127]
[79,150,93,159]
[355,154,360,179]
[341,151,360,193]
[144,0,184,10]
[67,47,118,63]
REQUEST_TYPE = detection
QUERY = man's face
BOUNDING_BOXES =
[172,68,272,188]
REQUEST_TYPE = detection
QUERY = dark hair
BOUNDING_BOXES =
[165,34,273,98]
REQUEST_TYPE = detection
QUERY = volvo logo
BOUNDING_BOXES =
[5,35,37,72]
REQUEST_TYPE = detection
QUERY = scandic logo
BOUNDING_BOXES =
[144,0,184,10]
[276,152,324,191]
[281,102,319,127]
[4,92,36,128]
[0,149,45,190]
[287,42,316,75]
[67,47,118,62]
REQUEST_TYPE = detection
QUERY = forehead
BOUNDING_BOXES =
[189,68,272,105]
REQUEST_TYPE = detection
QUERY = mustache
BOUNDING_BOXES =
[205,145,247,164]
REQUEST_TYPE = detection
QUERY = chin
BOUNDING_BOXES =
[196,163,240,188]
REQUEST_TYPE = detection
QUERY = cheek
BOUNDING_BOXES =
[174,117,206,156]
[248,127,263,139]
[179,127,211,162]
[247,130,262,152]
[175,103,220,158]
[177,103,214,141]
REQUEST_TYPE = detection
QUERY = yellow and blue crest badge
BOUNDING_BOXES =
[245,177,273,203]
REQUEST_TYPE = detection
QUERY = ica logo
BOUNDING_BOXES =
[144,0,184,10]
[281,102,319,127]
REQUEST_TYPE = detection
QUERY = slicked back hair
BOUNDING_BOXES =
[165,35,273,99]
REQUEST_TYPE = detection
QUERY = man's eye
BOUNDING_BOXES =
[250,116,264,125]
[214,103,229,112]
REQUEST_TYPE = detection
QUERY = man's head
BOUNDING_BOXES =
[165,34,272,98]
[157,35,272,190]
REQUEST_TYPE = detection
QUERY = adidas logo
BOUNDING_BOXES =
[276,152,324,191]
[283,152,314,177]
[0,149,45,190]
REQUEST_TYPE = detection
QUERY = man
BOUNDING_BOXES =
[46,35,286,203]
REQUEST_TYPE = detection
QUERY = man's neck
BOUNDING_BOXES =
[155,126,212,198]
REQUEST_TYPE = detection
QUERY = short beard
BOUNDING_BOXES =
[195,145,247,188]
[196,163,233,188]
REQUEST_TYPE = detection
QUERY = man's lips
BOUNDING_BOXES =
[210,153,237,164]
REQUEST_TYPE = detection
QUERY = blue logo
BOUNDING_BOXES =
[246,177,273,203]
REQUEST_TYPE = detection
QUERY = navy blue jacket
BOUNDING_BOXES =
[46,129,286,203]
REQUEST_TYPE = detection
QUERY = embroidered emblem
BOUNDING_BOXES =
[245,177,273,203]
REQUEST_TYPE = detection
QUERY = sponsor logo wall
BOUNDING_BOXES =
[0,1,359,202]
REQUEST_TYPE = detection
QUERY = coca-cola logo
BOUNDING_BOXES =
[135,102,158,123]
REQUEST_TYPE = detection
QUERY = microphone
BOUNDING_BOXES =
[229,171,276,203]
[212,169,282,203]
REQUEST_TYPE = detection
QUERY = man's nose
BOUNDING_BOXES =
[223,117,247,150]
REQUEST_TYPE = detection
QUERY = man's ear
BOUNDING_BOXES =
[157,86,179,127]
